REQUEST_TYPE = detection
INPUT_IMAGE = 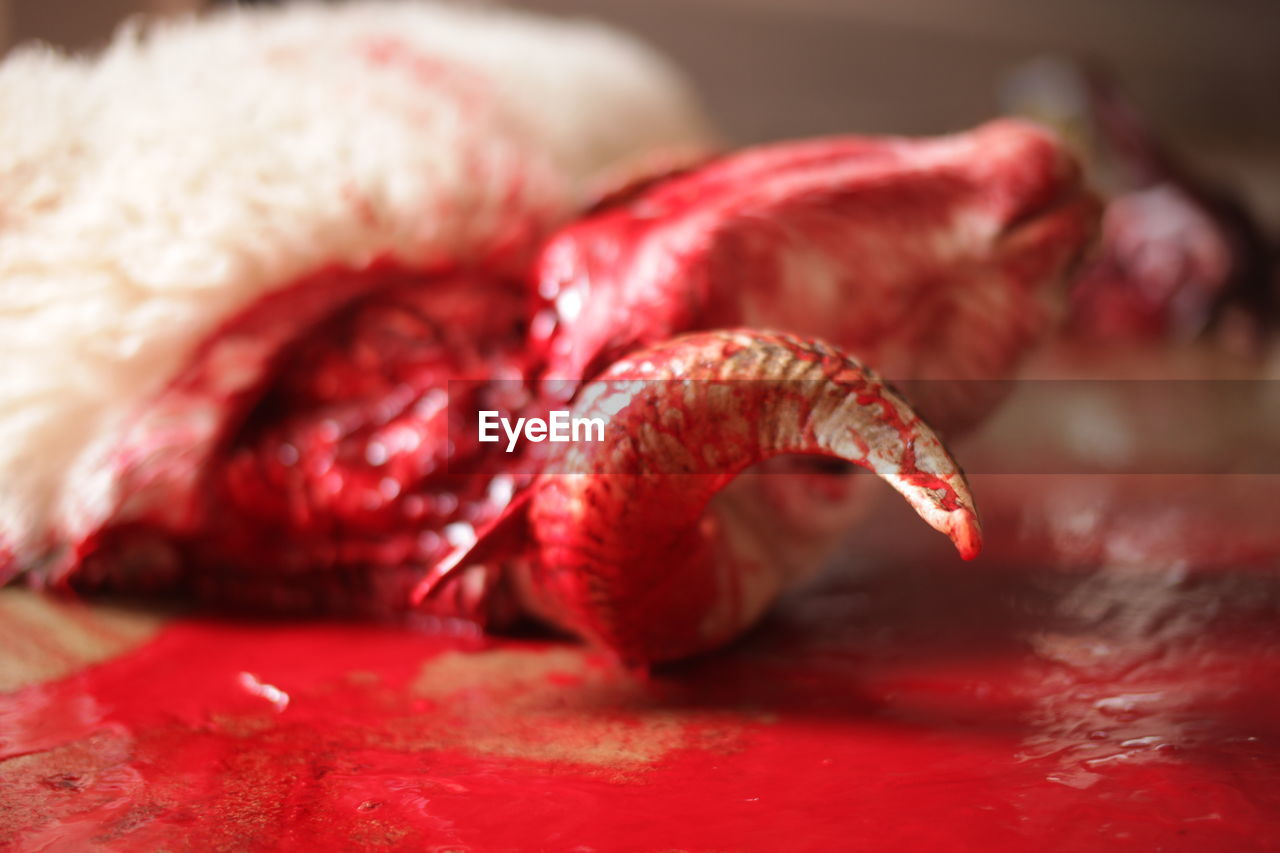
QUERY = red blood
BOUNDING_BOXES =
[4,476,1279,850]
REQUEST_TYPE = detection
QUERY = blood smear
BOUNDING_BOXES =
[2,474,1279,851]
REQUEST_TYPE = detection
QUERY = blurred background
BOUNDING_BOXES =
[3,0,1278,226]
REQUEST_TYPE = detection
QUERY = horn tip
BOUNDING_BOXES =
[952,510,983,561]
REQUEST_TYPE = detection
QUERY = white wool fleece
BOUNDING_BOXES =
[0,1,713,572]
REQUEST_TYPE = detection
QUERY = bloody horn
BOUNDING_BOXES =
[521,328,980,662]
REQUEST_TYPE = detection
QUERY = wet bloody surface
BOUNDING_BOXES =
[3,474,1279,851]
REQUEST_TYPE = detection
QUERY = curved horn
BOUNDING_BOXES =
[521,328,980,663]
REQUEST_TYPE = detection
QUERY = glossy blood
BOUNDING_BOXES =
[2,476,1279,850]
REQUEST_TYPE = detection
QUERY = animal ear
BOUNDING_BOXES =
[410,487,532,607]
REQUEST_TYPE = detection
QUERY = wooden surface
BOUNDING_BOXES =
[0,590,164,693]
[3,472,1280,850]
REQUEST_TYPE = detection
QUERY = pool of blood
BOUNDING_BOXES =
[3,474,1279,851]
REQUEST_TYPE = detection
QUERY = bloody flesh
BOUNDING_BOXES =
[41,120,1096,664]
